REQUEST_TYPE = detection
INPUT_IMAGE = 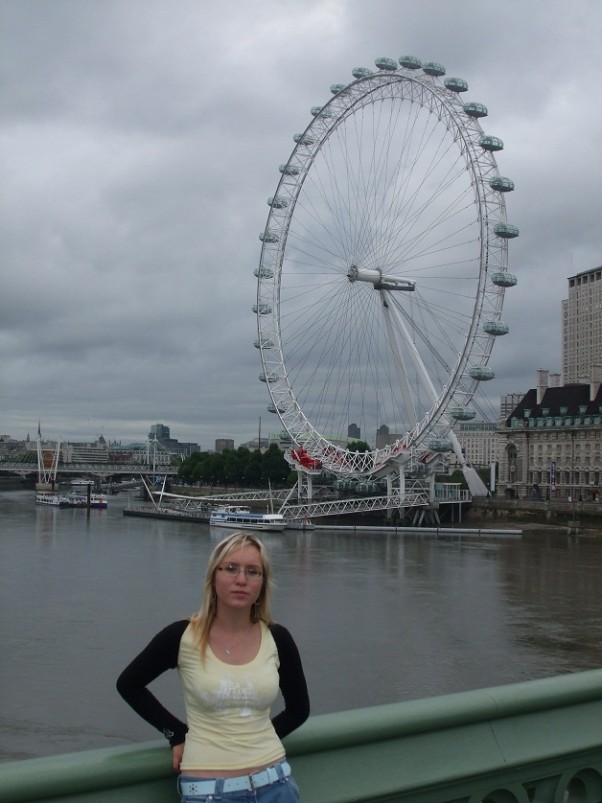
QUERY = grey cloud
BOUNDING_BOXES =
[1,0,601,447]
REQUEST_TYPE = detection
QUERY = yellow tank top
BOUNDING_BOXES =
[178,621,285,771]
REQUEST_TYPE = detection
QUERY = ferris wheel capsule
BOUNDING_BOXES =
[293,133,315,146]
[428,438,454,453]
[375,57,398,71]
[422,61,446,76]
[449,406,477,421]
[483,321,509,336]
[464,102,488,118]
[267,196,289,209]
[444,76,469,92]
[491,271,518,287]
[494,222,520,239]
[259,371,280,384]
[352,66,373,78]
[254,266,274,279]
[310,105,334,117]
[279,163,300,176]
[259,230,279,243]
[489,176,515,192]
[479,134,504,151]
[470,367,495,381]
[399,55,422,69]
[254,337,274,349]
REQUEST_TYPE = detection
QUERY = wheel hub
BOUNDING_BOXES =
[347,264,415,292]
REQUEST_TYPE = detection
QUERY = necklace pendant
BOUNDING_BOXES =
[225,646,232,655]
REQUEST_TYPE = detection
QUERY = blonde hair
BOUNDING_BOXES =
[189,531,274,660]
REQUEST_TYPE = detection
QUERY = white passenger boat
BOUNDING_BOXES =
[36,490,70,507]
[66,492,109,509]
[209,505,286,532]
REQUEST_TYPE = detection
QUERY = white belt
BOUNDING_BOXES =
[179,761,291,795]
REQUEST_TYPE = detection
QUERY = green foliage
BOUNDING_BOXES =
[476,466,492,487]
[177,444,291,488]
[262,443,290,484]
[436,469,469,489]
[348,440,371,453]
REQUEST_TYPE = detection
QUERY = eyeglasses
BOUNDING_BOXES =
[217,563,264,580]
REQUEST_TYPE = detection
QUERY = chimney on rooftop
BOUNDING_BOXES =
[550,372,561,388]
[537,368,549,404]
[591,364,602,401]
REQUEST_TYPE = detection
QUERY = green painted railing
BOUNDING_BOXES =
[2,669,602,803]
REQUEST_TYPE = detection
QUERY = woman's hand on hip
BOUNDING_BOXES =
[172,742,184,772]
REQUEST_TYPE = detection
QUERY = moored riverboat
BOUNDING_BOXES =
[35,490,70,507]
[66,492,109,509]
[209,505,286,532]
[124,504,210,523]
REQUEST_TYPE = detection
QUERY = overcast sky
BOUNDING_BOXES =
[1,0,601,449]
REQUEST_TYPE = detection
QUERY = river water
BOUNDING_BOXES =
[1,488,601,762]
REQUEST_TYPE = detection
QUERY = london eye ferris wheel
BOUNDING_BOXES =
[255,56,518,479]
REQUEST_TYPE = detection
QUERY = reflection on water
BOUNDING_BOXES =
[1,489,601,761]
[496,535,602,666]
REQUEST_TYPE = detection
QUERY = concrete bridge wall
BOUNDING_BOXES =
[1,669,602,803]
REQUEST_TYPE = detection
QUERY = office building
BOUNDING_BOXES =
[455,421,498,469]
[348,423,361,440]
[562,265,602,383]
[498,367,602,500]
[148,424,200,457]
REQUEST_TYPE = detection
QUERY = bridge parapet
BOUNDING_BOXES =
[1,668,601,802]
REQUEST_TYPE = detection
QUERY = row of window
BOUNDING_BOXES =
[532,452,601,460]
[568,270,602,287]
[530,470,601,486]
[531,462,602,471]
[512,416,602,428]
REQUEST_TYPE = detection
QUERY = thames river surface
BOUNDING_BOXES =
[1,487,602,762]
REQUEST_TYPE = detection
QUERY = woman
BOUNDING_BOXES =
[117,531,310,802]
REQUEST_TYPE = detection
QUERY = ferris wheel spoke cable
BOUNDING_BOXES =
[390,189,478,272]
[296,289,388,437]
[305,120,476,299]
[379,104,457,248]
[389,293,462,379]
[387,137,479,283]
[291,179,475,294]
[281,287,345,382]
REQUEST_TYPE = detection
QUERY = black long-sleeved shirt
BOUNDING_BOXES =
[116,620,309,747]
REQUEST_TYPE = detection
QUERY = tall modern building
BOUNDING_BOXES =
[149,423,171,441]
[348,423,361,440]
[500,393,526,421]
[562,265,602,383]
[149,423,200,457]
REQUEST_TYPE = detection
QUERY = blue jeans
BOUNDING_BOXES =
[178,762,300,803]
